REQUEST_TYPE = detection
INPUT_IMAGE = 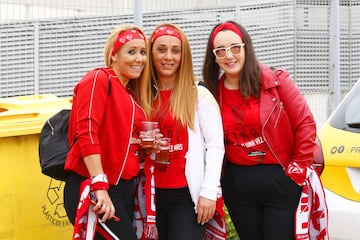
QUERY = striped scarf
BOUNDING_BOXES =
[295,167,329,240]
[72,178,120,240]
[133,155,227,240]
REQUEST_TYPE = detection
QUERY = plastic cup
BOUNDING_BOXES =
[155,137,171,164]
[140,121,158,149]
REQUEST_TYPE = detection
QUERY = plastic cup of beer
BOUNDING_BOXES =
[140,121,158,149]
[155,137,171,164]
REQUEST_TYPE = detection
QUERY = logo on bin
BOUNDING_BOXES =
[41,179,71,227]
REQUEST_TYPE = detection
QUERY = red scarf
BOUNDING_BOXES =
[133,156,158,240]
[204,196,227,240]
[72,177,120,240]
[134,157,227,240]
[295,167,329,240]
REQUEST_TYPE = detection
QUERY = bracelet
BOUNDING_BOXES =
[91,173,108,184]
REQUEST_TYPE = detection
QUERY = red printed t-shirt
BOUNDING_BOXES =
[221,87,277,165]
[152,90,188,188]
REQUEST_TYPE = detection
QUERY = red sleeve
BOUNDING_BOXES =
[72,69,110,157]
[276,69,317,184]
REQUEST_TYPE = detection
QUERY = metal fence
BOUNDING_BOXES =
[1,0,360,128]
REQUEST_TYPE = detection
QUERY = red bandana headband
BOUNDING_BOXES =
[211,22,243,47]
[151,26,182,43]
[112,29,145,56]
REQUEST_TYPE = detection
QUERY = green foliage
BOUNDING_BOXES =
[224,205,240,240]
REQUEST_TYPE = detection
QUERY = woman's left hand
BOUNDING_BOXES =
[139,129,163,154]
[196,196,216,225]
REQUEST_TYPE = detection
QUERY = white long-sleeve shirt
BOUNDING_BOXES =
[185,82,225,206]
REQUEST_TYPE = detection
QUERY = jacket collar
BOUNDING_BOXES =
[260,64,281,90]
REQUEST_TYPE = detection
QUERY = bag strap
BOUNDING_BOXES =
[95,67,111,96]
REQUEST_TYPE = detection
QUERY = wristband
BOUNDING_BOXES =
[91,173,108,184]
[91,173,109,191]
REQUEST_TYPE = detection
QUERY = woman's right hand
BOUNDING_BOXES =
[92,189,115,223]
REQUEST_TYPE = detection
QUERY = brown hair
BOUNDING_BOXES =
[202,21,261,98]
[148,22,197,129]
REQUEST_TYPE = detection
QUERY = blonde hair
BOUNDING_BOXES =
[148,22,197,129]
[104,24,152,118]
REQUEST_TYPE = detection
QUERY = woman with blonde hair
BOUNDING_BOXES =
[64,24,151,239]
[143,22,225,240]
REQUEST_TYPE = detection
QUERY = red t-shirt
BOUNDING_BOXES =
[221,87,277,165]
[152,90,188,188]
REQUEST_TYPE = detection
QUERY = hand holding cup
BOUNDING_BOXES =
[139,121,159,149]
[155,137,171,164]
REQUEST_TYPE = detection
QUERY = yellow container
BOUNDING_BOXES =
[0,94,73,239]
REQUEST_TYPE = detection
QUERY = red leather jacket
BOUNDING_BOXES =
[260,64,316,184]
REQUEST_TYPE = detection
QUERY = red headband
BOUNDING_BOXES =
[151,26,182,43]
[211,22,243,47]
[112,29,146,56]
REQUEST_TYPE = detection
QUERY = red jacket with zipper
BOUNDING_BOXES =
[65,67,144,185]
[259,64,316,183]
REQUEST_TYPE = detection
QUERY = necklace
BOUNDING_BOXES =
[160,79,175,90]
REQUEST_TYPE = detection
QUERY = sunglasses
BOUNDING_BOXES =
[212,43,245,59]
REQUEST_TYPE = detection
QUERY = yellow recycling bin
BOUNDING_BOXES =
[0,94,73,239]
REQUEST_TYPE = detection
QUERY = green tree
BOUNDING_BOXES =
[224,205,240,240]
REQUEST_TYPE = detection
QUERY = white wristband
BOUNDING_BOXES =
[91,173,108,184]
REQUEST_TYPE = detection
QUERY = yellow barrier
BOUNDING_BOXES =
[0,94,73,239]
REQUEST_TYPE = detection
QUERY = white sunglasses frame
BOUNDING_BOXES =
[212,43,245,59]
